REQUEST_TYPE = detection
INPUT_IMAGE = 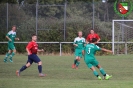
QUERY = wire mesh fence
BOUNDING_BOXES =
[0,1,133,54]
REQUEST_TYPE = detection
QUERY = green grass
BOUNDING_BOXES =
[0,54,133,88]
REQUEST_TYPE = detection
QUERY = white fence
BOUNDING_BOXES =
[1,42,133,55]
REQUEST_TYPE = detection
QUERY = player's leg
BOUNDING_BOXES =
[31,54,46,77]
[87,63,102,80]
[72,49,81,69]
[9,45,16,62]
[4,49,12,63]
[16,56,33,76]
[96,64,112,80]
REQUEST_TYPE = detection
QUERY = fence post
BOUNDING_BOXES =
[125,42,127,55]
[60,42,62,56]
[7,3,8,32]
[63,0,67,41]
[112,20,115,55]
[36,0,38,35]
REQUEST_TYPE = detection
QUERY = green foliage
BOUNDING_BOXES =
[0,1,133,54]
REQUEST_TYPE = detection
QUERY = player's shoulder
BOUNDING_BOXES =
[74,37,79,40]
[7,31,12,34]
[81,37,85,40]
[28,41,33,44]
[8,30,16,34]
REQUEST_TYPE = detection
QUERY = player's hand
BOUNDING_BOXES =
[109,51,113,53]
[28,52,31,55]
[16,38,20,40]
[75,44,78,46]
[41,49,44,52]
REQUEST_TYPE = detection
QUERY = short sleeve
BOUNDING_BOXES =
[73,38,76,44]
[95,45,101,51]
[6,31,11,37]
[26,42,33,50]
[86,35,90,41]
[96,34,100,39]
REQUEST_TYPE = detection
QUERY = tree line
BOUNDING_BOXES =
[0,0,133,54]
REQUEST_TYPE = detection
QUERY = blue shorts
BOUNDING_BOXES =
[27,54,41,64]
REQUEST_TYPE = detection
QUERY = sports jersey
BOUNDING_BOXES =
[26,41,38,54]
[73,37,85,49]
[84,43,101,60]
[86,33,100,43]
[6,30,16,43]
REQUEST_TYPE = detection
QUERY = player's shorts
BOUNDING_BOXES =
[84,58,99,68]
[8,43,15,50]
[27,54,41,64]
[74,49,83,58]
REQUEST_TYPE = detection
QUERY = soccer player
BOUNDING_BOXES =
[82,38,112,80]
[4,25,19,63]
[16,34,46,77]
[86,30,100,43]
[72,31,85,69]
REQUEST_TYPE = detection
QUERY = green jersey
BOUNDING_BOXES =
[6,30,16,43]
[73,37,85,50]
[84,43,101,59]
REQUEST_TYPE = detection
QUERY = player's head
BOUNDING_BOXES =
[78,31,82,37]
[32,34,37,42]
[91,38,97,44]
[12,25,16,32]
[90,30,94,34]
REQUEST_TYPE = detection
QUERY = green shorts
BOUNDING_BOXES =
[84,58,99,68]
[8,43,15,50]
[74,49,83,58]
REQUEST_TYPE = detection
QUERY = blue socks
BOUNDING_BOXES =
[19,65,27,72]
[38,65,42,73]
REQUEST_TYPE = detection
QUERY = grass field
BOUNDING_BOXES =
[0,54,133,88]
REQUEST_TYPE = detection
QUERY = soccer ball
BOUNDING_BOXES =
[103,74,109,79]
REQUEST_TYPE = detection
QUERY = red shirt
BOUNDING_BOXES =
[26,41,38,54]
[86,33,100,42]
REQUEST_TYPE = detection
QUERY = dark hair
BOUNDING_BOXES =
[32,34,37,37]
[12,25,16,28]
[91,38,97,43]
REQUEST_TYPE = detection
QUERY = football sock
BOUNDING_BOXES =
[9,52,15,60]
[99,68,106,76]
[38,65,42,73]
[74,59,77,64]
[76,61,80,67]
[4,53,10,60]
[93,70,99,77]
[19,65,27,72]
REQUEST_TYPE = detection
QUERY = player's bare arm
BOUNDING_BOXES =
[6,36,12,41]
[26,48,31,55]
[73,44,78,46]
[82,50,85,55]
[37,49,44,52]
[97,38,101,43]
[101,48,113,53]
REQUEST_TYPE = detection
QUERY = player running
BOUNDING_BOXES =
[72,31,85,69]
[82,38,112,80]
[4,25,19,63]
[16,34,46,77]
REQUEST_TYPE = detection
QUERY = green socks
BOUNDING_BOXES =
[76,61,80,67]
[4,53,10,60]
[93,70,99,77]
[99,68,106,76]
[74,59,80,67]
[9,52,15,62]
